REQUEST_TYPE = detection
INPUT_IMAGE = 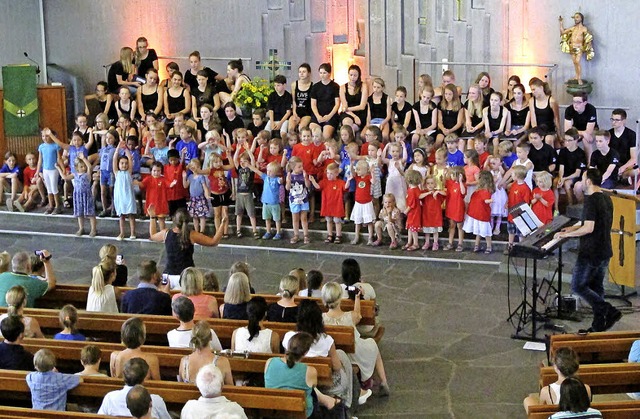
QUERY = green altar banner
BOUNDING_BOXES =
[2,65,39,136]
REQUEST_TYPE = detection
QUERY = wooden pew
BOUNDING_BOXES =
[528,400,640,419]
[550,331,640,363]
[0,406,115,418]
[0,307,356,353]
[540,363,640,395]
[36,284,377,326]
[16,337,333,385]
[0,369,307,419]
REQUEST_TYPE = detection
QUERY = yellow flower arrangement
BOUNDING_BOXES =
[234,78,273,111]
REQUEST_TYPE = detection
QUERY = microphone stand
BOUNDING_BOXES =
[23,51,41,84]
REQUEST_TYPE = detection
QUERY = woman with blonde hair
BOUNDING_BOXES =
[266,275,299,323]
[98,244,128,286]
[87,257,119,313]
[107,46,140,94]
[219,272,251,319]
[0,251,10,274]
[0,285,44,338]
[172,267,218,319]
[179,320,233,385]
[322,282,390,397]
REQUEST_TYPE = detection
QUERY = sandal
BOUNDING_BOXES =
[443,243,454,251]
[236,231,243,238]
[405,245,419,251]
[455,245,464,252]
[389,240,398,249]
[432,242,439,251]
[324,235,334,243]
[473,245,480,253]
[421,242,430,250]
[334,236,342,244]
[303,236,310,244]
[290,236,300,244]
[253,231,261,239]
[484,247,492,254]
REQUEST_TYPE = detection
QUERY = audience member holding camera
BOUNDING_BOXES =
[0,250,56,307]
[120,260,171,315]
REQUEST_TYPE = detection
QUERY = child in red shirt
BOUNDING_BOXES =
[309,163,346,244]
[463,171,495,253]
[14,152,43,212]
[531,171,555,225]
[443,167,466,252]
[403,170,423,251]
[163,149,188,216]
[421,176,446,251]
[349,160,377,245]
[137,162,172,230]
[505,165,532,254]
[206,153,234,238]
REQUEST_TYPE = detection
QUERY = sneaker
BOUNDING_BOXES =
[358,389,372,405]
[378,383,391,397]
[129,235,137,240]
[262,233,273,240]
[603,307,622,331]
[75,229,84,237]
[116,235,124,241]
[492,227,500,236]
[6,200,14,211]
[273,233,282,240]
[14,200,24,212]
[553,209,560,217]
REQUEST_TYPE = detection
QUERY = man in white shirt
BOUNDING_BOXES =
[180,364,247,419]
[167,296,222,350]
[98,357,171,419]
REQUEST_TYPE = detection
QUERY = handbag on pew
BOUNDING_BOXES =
[310,389,349,419]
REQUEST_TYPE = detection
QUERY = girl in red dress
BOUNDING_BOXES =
[420,176,447,251]
[403,170,423,251]
[531,171,555,224]
[443,167,466,252]
[462,171,495,253]
[137,161,172,230]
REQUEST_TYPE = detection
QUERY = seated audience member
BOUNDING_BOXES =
[574,130,620,200]
[0,251,10,274]
[228,261,256,293]
[232,296,280,353]
[283,300,357,408]
[27,348,82,411]
[322,282,390,397]
[98,244,128,287]
[121,260,171,315]
[564,92,597,161]
[54,304,86,341]
[0,285,44,338]
[126,384,153,419]
[167,296,222,350]
[219,272,252,319]
[172,267,218,319]
[299,270,324,298]
[340,258,380,338]
[549,377,602,419]
[627,340,640,399]
[266,275,299,323]
[181,365,248,419]
[523,347,591,412]
[0,250,56,307]
[265,332,342,417]
[87,257,120,313]
[203,270,220,292]
[608,109,638,183]
[76,345,107,376]
[99,358,171,419]
[179,320,233,385]
[289,267,307,292]
[110,317,161,380]
[0,315,34,370]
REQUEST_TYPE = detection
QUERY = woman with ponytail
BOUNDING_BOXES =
[54,304,85,341]
[148,207,227,289]
[266,275,299,323]
[0,285,44,338]
[87,257,119,313]
[232,296,280,353]
[179,320,233,385]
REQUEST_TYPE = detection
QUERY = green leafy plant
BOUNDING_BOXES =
[234,77,273,110]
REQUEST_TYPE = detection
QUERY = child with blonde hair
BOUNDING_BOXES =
[55,154,97,237]
[27,349,81,411]
[309,163,346,244]
[286,156,311,244]
[487,155,508,235]
[504,165,532,254]
[374,193,403,248]
[531,171,555,225]
[381,142,407,211]
[249,160,284,240]
[463,171,495,253]
[403,170,423,250]
[443,167,466,251]
[349,159,377,245]
[421,176,446,251]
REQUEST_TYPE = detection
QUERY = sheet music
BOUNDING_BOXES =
[510,203,543,236]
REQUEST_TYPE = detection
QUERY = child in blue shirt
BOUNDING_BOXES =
[249,160,283,240]
[26,348,81,411]
[0,151,22,210]
[444,133,465,167]
[51,130,94,209]
[37,128,62,214]
[498,140,518,171]
[175,125,199,165]
[340,142,358,221]
[149,131,170,166]
[183,158,211,234]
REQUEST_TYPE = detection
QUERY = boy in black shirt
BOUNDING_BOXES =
[527,127,556,174]
[266,75,293,141]
[0,315,34,371]
[555,128,586,210]
[564,92,597,160]
[608,109,637,183]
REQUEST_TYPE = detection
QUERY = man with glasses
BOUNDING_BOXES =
[564,92,597,162]
[608,109,637,185]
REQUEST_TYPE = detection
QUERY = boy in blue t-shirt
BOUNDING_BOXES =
[249,160,283,240]
[175,125,199,165]
[37,128,62,214]
[444,134,465,167]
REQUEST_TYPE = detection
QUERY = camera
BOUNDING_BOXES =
[34,250,51,260]
[161,273,169,285]
[116,254,124,265]
[346,286,357,292]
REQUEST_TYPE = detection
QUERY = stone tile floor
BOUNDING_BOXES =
[0,209,639,418]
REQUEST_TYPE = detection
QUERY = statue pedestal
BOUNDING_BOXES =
[565,79,593,95]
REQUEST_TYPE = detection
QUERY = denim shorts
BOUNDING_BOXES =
[289,202,310,214]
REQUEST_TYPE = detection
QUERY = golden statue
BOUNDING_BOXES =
[559,12,594,85]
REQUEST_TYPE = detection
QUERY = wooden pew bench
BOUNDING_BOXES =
[528,400,640,419]
[0,369,308,418]
[16,337,334,385]
[540,363,640,395]
[0,307,356,353]
[550,331,640,363]
[36,284,377,326]
[0,406,115,418]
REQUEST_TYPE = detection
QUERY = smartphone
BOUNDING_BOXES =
[116,254,123,265]
[34,250,44,257]
[346,286,357,292]
[161,273,169,285]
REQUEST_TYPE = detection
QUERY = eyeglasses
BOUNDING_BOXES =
[610,118,623,122]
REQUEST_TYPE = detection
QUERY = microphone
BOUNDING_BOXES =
[23,51,41,74]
